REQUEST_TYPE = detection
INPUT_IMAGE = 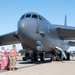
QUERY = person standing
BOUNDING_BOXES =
[9,45,17,71]
[0,47,10,70]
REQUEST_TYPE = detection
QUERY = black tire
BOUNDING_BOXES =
[40,53,44,62]
[63,53,70,61]
[66,53,70,60]
[32,52,38,61]
[50,57,52,62]
[22,57,27,61]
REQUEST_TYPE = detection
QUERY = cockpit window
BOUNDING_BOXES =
[26,14,31,18]
[39,15,42,20]
[32,14,38,19]
[20,15,25,19]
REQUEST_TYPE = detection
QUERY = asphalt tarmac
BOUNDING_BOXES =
[0,56,75,75]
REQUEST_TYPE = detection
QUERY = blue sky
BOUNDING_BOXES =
[0,0,75,51]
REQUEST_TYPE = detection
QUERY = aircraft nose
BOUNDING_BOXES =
[18,19,37,37]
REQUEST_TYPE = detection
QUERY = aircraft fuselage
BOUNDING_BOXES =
[18,12,69,52]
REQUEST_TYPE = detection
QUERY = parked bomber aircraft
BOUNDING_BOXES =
[0,12,75,62]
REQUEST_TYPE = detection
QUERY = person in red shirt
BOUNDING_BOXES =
[9,45,17,71]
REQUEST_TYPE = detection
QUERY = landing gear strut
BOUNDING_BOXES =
[50,50,62,62]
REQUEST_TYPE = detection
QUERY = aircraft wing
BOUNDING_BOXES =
[54,25,75,40]
[0,31,21,46]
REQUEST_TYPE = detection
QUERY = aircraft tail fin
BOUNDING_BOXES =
[64,14,67,26]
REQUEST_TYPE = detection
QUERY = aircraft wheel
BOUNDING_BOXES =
[63,52,70,61]
[40,53,44,62]
[57,51,62,61]
[66,53,70,60]
[50,57,52,62]
[32,51,38,61]
[22,57,27,61]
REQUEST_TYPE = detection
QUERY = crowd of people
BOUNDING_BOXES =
[0,45,17,71]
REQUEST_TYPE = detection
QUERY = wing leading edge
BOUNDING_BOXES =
[0,31,21,46]
[54,25,75,40]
